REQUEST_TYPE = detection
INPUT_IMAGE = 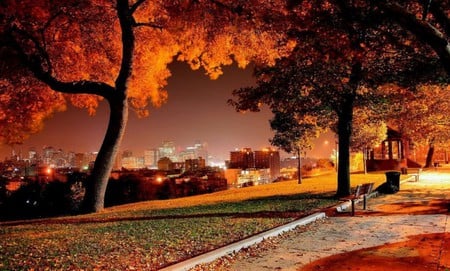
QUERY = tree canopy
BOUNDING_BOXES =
[0,0,294,144]
[0,0,294,212]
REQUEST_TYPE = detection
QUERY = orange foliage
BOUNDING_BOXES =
[1,0,295,144]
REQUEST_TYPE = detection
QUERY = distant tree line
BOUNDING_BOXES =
[0,173,226,220]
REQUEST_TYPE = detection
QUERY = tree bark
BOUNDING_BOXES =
[84,95,129,213]
[335,61,361,198]
[336,97,353,197]
[424,142,435,168]
[82,0,134,213]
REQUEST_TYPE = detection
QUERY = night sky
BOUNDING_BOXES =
[0,62,334,162]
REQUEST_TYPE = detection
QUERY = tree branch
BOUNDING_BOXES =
[132,21,163,30]
[429,1,450,36]
[130,0,146,14]
[378,1,450,75]
[115,0,135,97]
[7,27,115,99]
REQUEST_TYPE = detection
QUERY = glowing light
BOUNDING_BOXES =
[156,176,163,183]
[46,168,52,175]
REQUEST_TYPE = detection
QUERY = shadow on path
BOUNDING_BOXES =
[300,232,450,271]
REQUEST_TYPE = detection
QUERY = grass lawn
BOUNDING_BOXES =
[0,172,390,270]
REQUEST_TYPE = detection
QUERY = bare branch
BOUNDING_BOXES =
[132,21,163,30]
[6,27,115,99]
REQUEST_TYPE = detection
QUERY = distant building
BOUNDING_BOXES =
[144,148,159,169]
[224,168,241,187]
[113,151,122,170]
[158,157,173,171]
[237,168,271,187]
[229,148,254,169]
[254,148,281,180]
[28,149,38,161]
[228,147,280,181]
[85,152,98,168]
[179,141,209,165]
[159,141,178,162]
[179,148,196,162]
[185,157,206,171]
[122,156,144,170]
[73,153,85,169]
[42,146,55,165]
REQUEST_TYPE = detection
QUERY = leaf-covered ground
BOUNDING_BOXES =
[0,173,387,270]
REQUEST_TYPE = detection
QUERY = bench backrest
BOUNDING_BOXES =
[354,183,374,197]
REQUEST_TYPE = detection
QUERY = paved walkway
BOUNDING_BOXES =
[203,169,450,271]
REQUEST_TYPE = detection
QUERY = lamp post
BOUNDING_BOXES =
[335,140,339,173]
[297,146,302,184]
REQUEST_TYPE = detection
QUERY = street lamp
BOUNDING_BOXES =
[335,140,339,173]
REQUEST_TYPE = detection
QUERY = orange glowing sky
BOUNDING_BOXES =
[0,62,335,162]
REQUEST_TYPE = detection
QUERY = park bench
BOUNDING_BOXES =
[340,182,375,216]
[408,168,422,182]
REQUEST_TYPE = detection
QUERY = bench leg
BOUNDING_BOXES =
[363,195,367,210]
[351,199,355,216]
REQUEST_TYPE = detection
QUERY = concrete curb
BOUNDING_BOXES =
[159,212,327,271]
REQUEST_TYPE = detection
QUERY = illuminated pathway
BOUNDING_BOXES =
[193,169,450,271]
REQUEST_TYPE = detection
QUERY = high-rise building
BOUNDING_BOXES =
[42,146,55,165]
[228,147,280,181]
[193,141,208,164]
[179,148,196,162]
[254,148,281,180]
[185,157,206,171]
[122,156,144,169]
[74,153,86,169]
[144,148,159,169]
[179,141,209,165]
[229,148,254,169]
[159,141,177,162]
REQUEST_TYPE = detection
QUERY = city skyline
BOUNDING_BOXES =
[0,62,335,161]
[0,62,275,161]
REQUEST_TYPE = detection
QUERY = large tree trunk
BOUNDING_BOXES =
[84,95,128,213]
[424,142,435,168]
[335,62,360,197]
[336,100,353,197]
[82,0,134,213]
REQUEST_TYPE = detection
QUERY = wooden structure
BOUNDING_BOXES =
[366,128,420,171]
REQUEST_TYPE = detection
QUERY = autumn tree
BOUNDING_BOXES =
[0,0,294,212]
[230,1,444,197]
[350,108,387,153]
[269,110,326,183]
[387,84,450,167]
[368,1,450,167]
